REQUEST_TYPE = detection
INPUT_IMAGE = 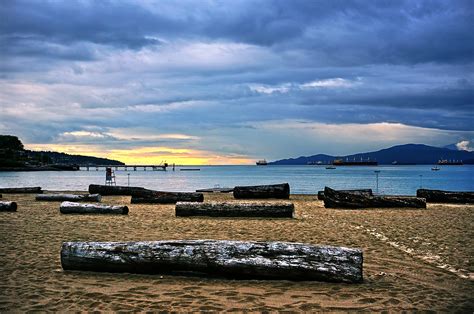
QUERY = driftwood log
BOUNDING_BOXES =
[131,191,203,204]
[61,240,363,283]
[233,183,290,199]
[36,194,102,202]
[416,189,474,204]
[60,202,128,214]
[317,189,373,201]
[88,184,148,196]
[0,187,42,194]
[324,187,426,209]
[176,201,294,218]
[0,201,17,212]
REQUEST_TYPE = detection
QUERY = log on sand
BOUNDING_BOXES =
[61,240,363,283]
[131,191,203,204]
[0,201,17,212]
[324,187,426,209]
[60,202,128,214]
[36,194,102,202]
[88,184,148,196]
[176,201,294,218]
[317,189,373,201]
[233,183,290,199]
[0,187,42,194]
[416,189,474,204]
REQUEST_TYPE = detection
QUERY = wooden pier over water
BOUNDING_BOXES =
[81,164,170,171]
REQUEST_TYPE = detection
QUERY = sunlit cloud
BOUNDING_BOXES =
[300,78,359,89]
[456,140,473,152]
[249,78,360,95]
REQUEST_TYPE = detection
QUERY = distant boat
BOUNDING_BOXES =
[256,159,268,166]
[431,166,440,171]
[326,166,336,169]
[392,161,398,165]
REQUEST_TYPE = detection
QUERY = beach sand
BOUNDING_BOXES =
[0,192,473,311]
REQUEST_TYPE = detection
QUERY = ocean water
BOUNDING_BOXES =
[1,165,473,195]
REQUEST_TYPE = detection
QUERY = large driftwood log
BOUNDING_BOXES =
[61,240,363,283]
[36,194,102,202]
[60,201,128,214]
[88,184,148,196]
[176,201,294,218]
[317,189,373,201]
[233,183,290,199]
[131,191,203,204]
[324,187,426,209]
[416,189,474,204]
[0,201,17,212]
[0,187,42,194]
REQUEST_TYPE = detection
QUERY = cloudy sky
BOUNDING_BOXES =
[1,0,473,164]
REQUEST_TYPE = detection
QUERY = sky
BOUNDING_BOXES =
[1,0,473,164]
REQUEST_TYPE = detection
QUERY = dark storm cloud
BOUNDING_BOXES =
[1,0,472,64]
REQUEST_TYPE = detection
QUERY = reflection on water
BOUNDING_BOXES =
[0,165,473,195]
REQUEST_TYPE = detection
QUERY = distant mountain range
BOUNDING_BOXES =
[269,144,474,165]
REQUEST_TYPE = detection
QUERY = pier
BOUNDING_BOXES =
[81,164,168,171]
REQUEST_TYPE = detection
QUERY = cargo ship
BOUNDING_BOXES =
[332,158,378,166]
[256,159,268,166]
[437,159,463,165]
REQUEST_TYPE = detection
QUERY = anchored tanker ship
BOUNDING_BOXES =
[332,158,378,166]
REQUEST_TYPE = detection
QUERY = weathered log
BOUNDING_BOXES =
[59,201,128,214]
[416,189,474,204]
[0,187,42,194]
[176,201,294,218]
[36,194,102,202]
[131,191,203,204]
[233,183,290,199]
[61,240,363,283]
[0,201,17,212]
[317,189,373,201]
[324,187,426,209]
[88,184,148,196]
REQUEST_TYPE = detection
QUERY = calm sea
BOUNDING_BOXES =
[1,165,473,195]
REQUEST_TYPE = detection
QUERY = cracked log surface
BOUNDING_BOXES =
[417,189,474,204]
[233,183,290,199]
[61,240,363,283]
[0,187,42,194]
[36,194,102,202]
[0,201,17,211]
[59,202,128,214]
[88,184,148,196]
[176,201,294,218]
[324,187,426,209]
[317,189,373,201]
[131,191,203,204]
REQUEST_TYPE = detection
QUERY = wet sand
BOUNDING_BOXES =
[0,192,473,311]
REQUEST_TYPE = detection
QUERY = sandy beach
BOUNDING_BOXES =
[0,192,473,311]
